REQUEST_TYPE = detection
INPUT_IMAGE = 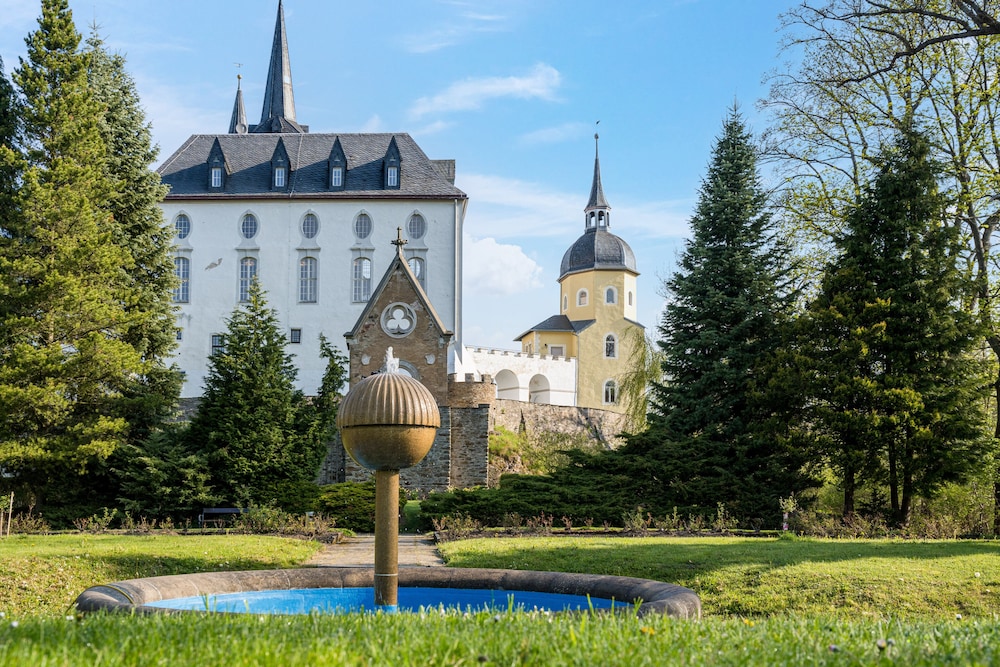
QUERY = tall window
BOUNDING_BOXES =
[605,334,617,359]
[173,257,190,303]
[628,291,634,306]
[273,166,286,188]
[331,166,343,187]
[605,287,617,304]
[210,167,222,188]
[239,257,257,301]
[604,380,618,404]
[241,213,258,239]
[563,294,568,311]
[299,257,317,303]
[352,258,372,302]
[175,213,191,239]
[408,256,425,288]
[387,165,399,187]
[301,213,319,239]
[354,213,372,240]
[407,213,426,239]
[211,334,225,355]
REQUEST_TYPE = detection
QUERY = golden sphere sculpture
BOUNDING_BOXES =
[336,349,440,471]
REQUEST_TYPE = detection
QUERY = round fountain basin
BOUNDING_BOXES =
[144,586,618,614]
[73,567,701,618]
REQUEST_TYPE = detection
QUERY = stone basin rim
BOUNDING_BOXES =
[73,567,701,619]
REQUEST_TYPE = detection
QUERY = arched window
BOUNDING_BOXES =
[605,287,617,304]
[175,214,191,239]
[299,257,317,303]
[628,291,634,306]
[352,258,372,302]
[173,257,190,303]
[241,213,258,239]
[563,294,568,311]
[354,213,372,240]
[577,289,588,306]
[605,334,617,359]
[301,213,319,239]
[407,213,426,240]
[239,257,257,301]
[604,380,618,404]
[408,256,425,288]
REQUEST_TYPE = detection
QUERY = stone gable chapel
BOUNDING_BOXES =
[159,2,640,452]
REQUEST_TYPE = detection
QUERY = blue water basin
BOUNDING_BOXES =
[145,587,619,614]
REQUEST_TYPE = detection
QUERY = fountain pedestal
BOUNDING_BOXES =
[336,349,440,611]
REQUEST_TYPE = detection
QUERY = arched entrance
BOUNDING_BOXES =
[495,369,520,400]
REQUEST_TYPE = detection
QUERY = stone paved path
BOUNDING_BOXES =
[305,533,444,568]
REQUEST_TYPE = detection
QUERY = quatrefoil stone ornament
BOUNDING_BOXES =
[380,302,417,338]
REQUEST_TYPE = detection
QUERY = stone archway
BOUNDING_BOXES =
[495,369,520,400]
[528,374,551,404]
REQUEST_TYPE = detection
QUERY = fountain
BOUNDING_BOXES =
[73,350,700,617]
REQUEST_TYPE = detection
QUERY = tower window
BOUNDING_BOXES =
[605,287,617,304]
[605,334,617,359]
[239,257,257,301]
[173,257,190,303]
[175,213,191,239]
[563,295,568,311]
[577,290,588,307]
[302,213,319,239]
[628,291,634,306]
[604,380,618,404]
[299,257,317,303]
[352,258,372,302]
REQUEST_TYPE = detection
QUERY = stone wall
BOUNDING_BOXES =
[490,399,628,449]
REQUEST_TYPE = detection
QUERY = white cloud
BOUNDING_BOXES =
[458,172,578,239]
[518,122,590,146]
[463,235,543,296]
[359,115,384,133]
[409,63,561,118]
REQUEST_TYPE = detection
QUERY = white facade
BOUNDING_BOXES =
[463,346,578,406]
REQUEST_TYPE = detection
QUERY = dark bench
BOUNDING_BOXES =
[198,508,247,529]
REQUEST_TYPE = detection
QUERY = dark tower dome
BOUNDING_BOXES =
[559,132,638,280]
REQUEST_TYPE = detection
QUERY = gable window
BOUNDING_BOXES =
[299,257,317,303]
[577,289,588,307]
[239,257,257,302]
[354,213,372,240]
[173,257,190,303]
[302,213,319,239]
[289,328,302,344]
[407,213,426,240]
[273,165,286,188]
[604,380,618,405]
[352,258,372,302]
[331,165,343,187]
[386,165,399,188]
[210,166,223,188]
[605,287,617,304]
[241,213,258,239]
[408,256,425,288]
[211,334,225,355]
[605,334,617,359]
[175,213,191,239]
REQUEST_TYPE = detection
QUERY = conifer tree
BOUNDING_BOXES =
[84,31,180,441]
[0,0,146,506]
[186,281,324,505]
[0,56,20,230]
[799,130,991,524]
[624,108,811,522]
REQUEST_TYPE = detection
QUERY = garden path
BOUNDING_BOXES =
[306,533,444,567]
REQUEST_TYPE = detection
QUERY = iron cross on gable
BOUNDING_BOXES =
[392,227,408,250]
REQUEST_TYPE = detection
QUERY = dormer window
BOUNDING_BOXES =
[383,136,401,190]
[208,138,226,190]
[273,162,286,188]
[210,162,223,188]
[387,163,399,188]
[331,165,343,187]
[329,137,347,191]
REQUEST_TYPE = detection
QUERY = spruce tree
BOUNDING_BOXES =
[0,56,20,231]
[625,108,811,523]
[800,130,991,524]
[84,31,180,442]
[186,281,324,505]
[0,0,142,506]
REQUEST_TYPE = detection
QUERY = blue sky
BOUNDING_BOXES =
[1,0,793,350]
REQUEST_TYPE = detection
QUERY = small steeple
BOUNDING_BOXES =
[228,74,248,134]
[585,132,611,230]
[255,0,305,133]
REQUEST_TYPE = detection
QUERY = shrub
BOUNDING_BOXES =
[316,480,404,533]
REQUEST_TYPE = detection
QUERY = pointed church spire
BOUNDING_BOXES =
[255,0,305,133]
[585,132,611,230]
[229,74,248,134]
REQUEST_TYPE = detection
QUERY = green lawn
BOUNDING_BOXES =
[0,533,998,666]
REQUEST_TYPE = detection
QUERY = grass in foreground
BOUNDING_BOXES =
[439,535,1000,619]
[0,534,321,617]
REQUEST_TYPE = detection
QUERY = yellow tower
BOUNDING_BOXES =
[516,134,642,411]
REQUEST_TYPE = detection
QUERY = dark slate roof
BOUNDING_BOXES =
[157,133,466,199]
[515,315,595,341]
[559,227,638,279]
